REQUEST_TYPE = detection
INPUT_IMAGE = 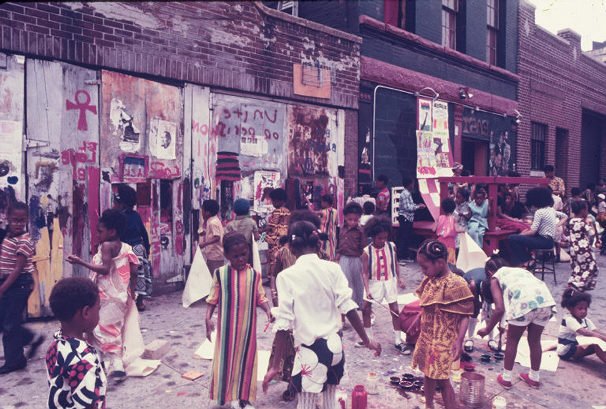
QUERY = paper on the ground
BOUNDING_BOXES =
[515,338,559,372]
[577,336,606,352]
[182,247,213,308]
[397,292,419,306]
[194,331,216,360]
[456,232,487,272]
[257,350,271,382]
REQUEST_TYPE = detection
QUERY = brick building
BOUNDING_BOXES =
[295,0,520,223]
[517,0,606,190]
[0,1,360,316]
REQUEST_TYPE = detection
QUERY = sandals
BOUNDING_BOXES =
[463,339,474,353]
[488,340,500,352]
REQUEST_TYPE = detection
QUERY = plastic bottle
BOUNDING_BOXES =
[351,384,368,409]
[366,371,379,394]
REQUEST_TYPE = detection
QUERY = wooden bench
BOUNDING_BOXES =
[483,228,516,255]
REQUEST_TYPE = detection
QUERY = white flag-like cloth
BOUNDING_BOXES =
[456,232,488,272]
[123,300,161,377]
[182,247,213,308]
[252,240,262,273]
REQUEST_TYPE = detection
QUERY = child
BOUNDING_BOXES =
[265,189,290,278]
[67,209,140,381]
[397,176,426,262]
[567,200,599,291]
[360,201,375,226]
[467,189,489,248]
[198,199,225,275]
[478,255,556,389]
[263,220,381,409]
[337,201,365,308]
[375,174,391,216]
[318,194,338,261]
[225,198,260,264]
[0,202,43,374]
[205,232,272,409]
[413,240,474,409]
[435,198,463,265]
[558,288,606,362]
[361,216,406,352]
[47,277,106,409]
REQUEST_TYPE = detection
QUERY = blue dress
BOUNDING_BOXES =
[467,200,488,247]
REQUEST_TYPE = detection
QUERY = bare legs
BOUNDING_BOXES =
[424,377,458,409]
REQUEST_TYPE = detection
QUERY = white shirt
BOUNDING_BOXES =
[531,207,566,239]
[557,313,596,356]
[273,253,359,346]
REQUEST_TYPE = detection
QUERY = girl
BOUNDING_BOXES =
[507,187,567,267]
[467,189,489,247]
[263,220,381,409]
[67,209,140,381]
[336,202,365,308]
[478,255,556,389]
[558,288,606,363]
[113,184,152,311]
[413,240,474,409]
[318,194,338,261]
[435,198,464,265]
[265,189,291,279]
[205,232,272,409]
[361,216,406,352]
[567,199,600,291]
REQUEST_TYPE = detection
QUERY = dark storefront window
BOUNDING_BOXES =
[442,0,458,49]
[531,122,547,170]
[487,0,499,65]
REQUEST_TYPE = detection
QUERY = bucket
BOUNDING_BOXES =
[459,371,485,408]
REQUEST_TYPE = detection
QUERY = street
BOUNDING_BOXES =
[2,258,605,409]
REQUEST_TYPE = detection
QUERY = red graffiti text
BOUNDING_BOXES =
[61,142,98,181]
[149,162,181,179]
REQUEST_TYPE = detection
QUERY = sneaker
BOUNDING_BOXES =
[355,341,366,348]
[496,374,512,389]
[395,344,414,355]
[519,373,540,388]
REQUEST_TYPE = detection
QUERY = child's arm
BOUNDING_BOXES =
[205,304,216,341]
[0,253,26,297]
[576,327,606,342]
[129,262,138,300]
[477,278,505,337]
[452,316,470,361]
[66,242,113,275]
[360,252,371,298]
[395,254,405,288]
[199,234,220,249]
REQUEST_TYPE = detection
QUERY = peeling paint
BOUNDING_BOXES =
[63,2,163,30]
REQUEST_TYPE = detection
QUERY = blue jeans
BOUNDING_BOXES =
[507,234,554,266]
[0,280,34,367]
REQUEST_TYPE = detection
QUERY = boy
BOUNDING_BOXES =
[397,177,425,263]
[225,198,260,264]
[47,277,106,409]
[199,200,225,275]
[360,201,376,227]
[0,201,43,374]
[375,174,390,216]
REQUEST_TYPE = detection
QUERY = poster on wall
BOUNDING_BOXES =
[416,99,453,179]
[149,118,177,160]
[417,98,433,131]
[432,100,449,132]
[110,97,141,153]
[253,170,280,213]
[0,120,23,196]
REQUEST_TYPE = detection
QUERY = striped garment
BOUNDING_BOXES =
[364,241,397,281]
[207,264,268,405]
[0,232,35,279]
[320,207,337,261]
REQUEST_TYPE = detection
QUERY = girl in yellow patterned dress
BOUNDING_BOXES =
[413,240,474,409]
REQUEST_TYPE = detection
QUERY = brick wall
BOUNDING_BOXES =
[0,2,360,109]
[517,0,606,190]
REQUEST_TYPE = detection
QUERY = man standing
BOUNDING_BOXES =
[375,174,391,216]
[397,177,426,263]
[544,165,565,197]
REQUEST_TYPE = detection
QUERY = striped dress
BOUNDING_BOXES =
[320,207,338,261]
[207,264,268,405]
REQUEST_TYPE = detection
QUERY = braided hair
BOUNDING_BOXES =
[485,254,509,276]
[417,239,449,261]
[287,221,320,256]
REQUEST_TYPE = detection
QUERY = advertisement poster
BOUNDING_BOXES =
[417,98,433,131]
[253,170,281,213]
[149,118,177,160]
[432,100,449,132]
[416,99,453,179]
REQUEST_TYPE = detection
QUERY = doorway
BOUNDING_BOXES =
[462,139,489,176]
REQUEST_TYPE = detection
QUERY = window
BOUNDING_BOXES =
[531,122,547,170]
[277,1,298,16]
[486,0,499,64]
[384,0,408,30]
[442,0,458,49]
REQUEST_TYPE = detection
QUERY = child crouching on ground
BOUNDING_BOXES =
[558,288,606,363]
[206,232,272,409]
[46,277,106,409]
[360,216,407,353]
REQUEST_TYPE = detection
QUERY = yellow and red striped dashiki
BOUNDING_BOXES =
[207,264,268,405]
[320,207,338,261]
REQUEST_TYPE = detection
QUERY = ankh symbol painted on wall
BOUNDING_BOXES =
[66,90,97,131]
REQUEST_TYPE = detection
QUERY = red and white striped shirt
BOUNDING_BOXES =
[364,242,397,281]
[0,233,35,278]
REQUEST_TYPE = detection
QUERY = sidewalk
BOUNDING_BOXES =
[1,257,605,408]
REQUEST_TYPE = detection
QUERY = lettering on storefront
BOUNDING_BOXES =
[61,141,97,181]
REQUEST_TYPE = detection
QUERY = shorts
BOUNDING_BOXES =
[367,279,398,305]
[508,306,553,327]
[558,343,577,361]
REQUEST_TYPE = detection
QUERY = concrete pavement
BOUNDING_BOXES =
[1,257,606,409]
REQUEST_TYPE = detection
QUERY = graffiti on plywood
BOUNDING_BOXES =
[0,120,23,193]
[65,90,97,131]
[110,97,141,152]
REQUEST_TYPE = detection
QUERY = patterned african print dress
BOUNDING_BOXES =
[567,217,599,291]
[207,264,268,405]
[90,243,139,360]
[320,207,338,261]
[265,207,291,272]
[412,272,474,380]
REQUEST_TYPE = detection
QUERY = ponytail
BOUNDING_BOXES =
[561,287,591,309]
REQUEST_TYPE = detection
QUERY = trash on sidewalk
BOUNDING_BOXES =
[143,339,171,360]
[181,370,204,381]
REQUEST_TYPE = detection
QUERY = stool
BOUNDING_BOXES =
[531,248,557,284]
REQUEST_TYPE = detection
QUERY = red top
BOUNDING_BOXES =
[436,214,457,248]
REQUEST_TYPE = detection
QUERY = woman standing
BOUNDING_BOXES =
[113,185,152,311]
